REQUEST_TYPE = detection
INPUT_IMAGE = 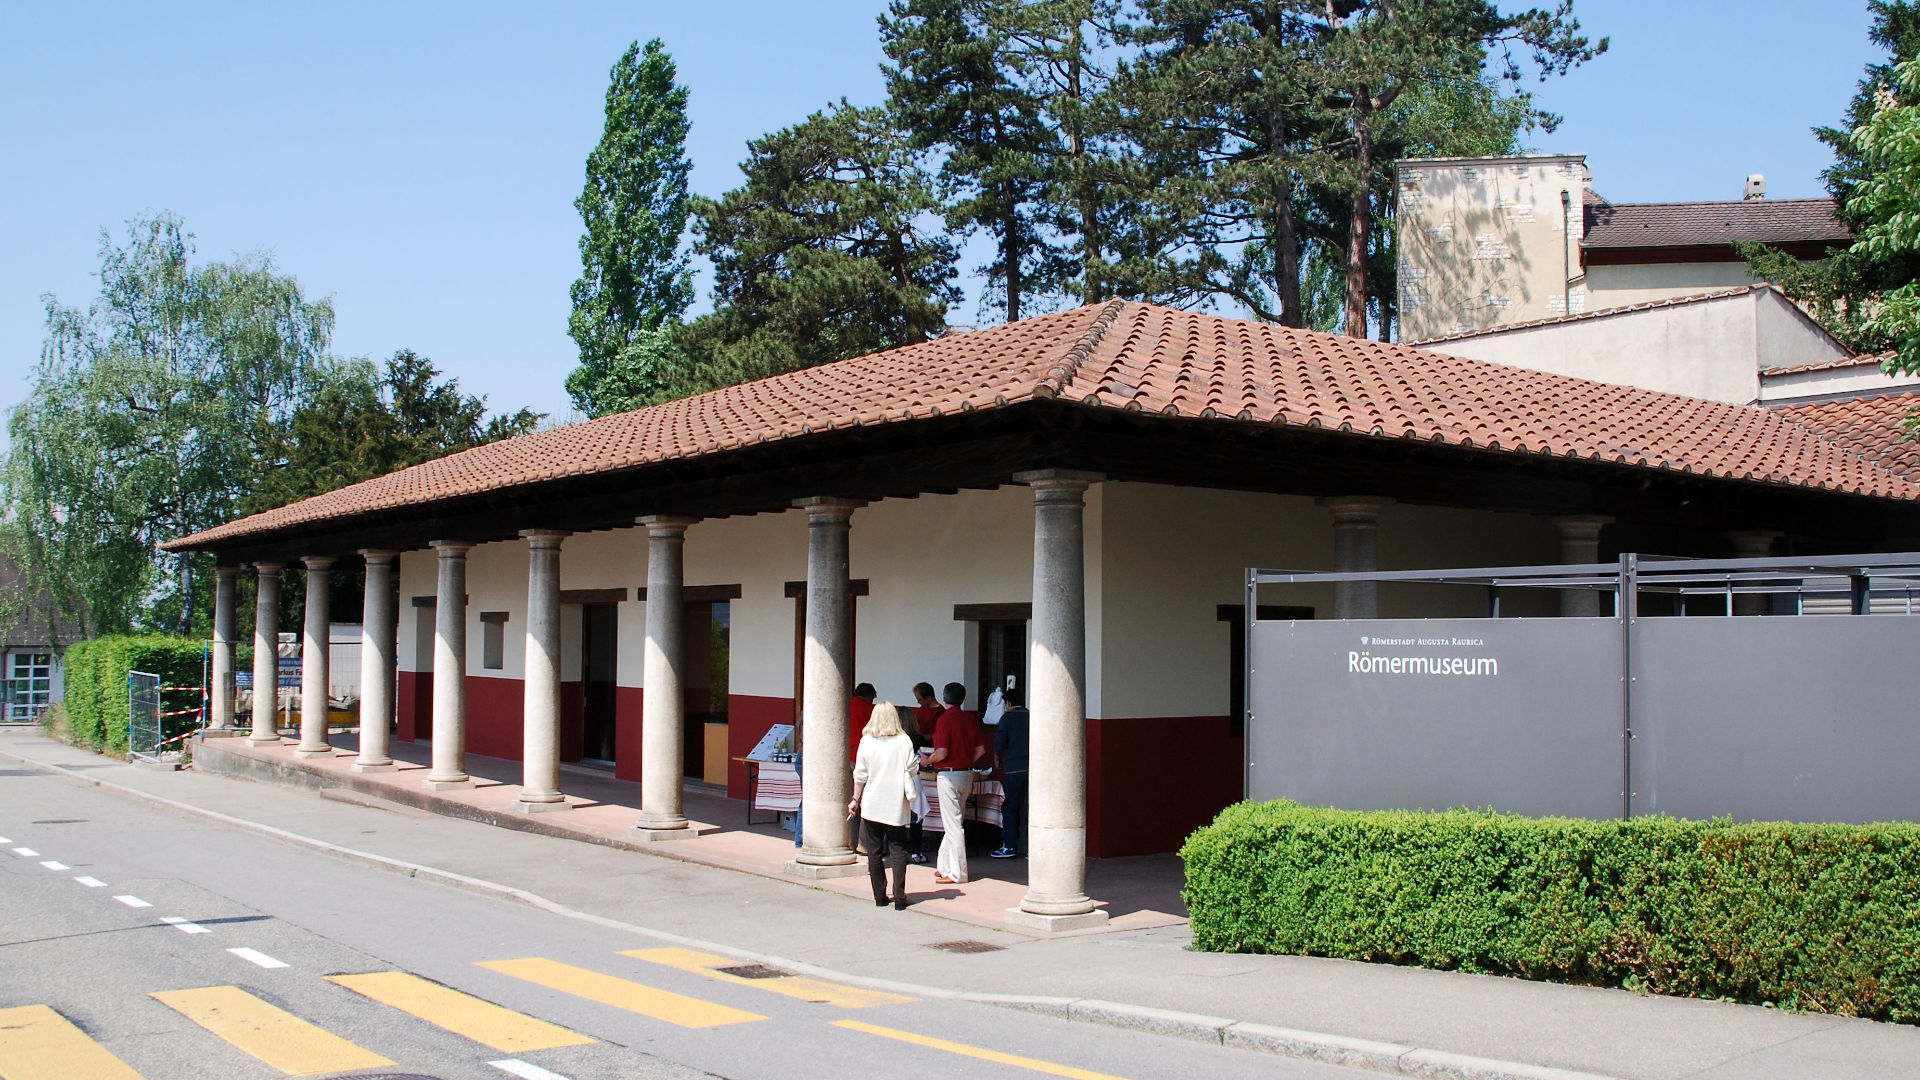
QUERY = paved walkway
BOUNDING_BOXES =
[7,728,1918,1080]
[189,730,1188,937]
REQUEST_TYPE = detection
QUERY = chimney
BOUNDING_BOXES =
[1744,174,1766,200]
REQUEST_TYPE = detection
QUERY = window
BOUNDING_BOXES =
[480,613,507,671]
[9,652,51,721]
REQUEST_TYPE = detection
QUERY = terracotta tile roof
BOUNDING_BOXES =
[1405,286,1761,347]
[1775,394,1920,479]
[1761,352,1896,378]
[1584,198,1848,250]
[168,300,1920,550]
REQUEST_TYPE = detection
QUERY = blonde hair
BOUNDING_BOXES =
[864,701,905,739]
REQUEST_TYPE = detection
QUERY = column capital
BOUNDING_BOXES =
[215,565,242,580]
[793,496,866,520]
[358,548,399,563]
[1723,529,1785,558]
[1551,514,1613,542]
[430,539,474,557]
[251,561,285,576]
[1317,495,1394,524]
[301,555,336,572]
[1014,468,1105,490]
[519,529,571,549]
[636,515,697,536]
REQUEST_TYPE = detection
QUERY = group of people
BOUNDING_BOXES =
[847,680,1029,910]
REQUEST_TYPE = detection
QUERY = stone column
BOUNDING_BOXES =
[210,567,239,732]
[788,497,864,876]
[1554,515,1613,617]
[1726,530,1783,616]
[634,516,698,837]
[247,563,284,745]
[1319,496,1392,619]
[295,556,335,757]
[518,531,570,812]
[1010,470,1108,932]
[354,550,399,772]
[425,541,474,789]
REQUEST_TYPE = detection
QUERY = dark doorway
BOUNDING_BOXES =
[1220,605,1313,736]
[683,601,730,780]
[976,619,1027,710]
[581,602,618,762]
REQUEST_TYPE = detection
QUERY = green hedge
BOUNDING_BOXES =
[1182,801,1920,1023]
[62,636,207,755]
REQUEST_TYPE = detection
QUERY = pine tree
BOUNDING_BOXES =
[882,0,1065,322]
[566,39,695,417]
[681,103,959,390]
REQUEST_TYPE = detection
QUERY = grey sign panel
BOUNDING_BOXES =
[1632,615,1920,823]
[1249,618,1622,818]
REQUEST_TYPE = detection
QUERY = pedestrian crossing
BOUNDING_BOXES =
[0,947,921,1079]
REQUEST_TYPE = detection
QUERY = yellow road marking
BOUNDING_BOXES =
[150,986,393,1076]
[477,958,764,1029]
[832,1019,1131,1080]
[326,971,595,1053]
[0,1004,145,1080]
[620,947,914,1009]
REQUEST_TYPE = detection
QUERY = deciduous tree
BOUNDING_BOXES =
[567,39,696,417]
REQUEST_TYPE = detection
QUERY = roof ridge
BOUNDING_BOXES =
[1602,197,1837,208]
[1405,286,1763,346]
[1034,298,1129,399]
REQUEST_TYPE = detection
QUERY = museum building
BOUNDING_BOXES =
[165,299,1920,931]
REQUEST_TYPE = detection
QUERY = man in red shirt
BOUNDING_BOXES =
[848,683,876,763]
[927,681,984,884]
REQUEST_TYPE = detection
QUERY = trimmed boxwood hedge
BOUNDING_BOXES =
[1181,801,1920,1023]
[62,636,207,755]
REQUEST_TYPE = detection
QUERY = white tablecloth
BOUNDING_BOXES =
[750,762,1002,830]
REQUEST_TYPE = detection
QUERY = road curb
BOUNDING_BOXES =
[1,740,1624,1080]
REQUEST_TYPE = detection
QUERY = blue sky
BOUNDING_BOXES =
[0,2,1882,427]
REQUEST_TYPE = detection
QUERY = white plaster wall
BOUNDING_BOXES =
[1761,365,1920,402]
[464,539,529,677]
[683,512,806,698]
[1751,290,1853,375]
[396,549,437,672]
[1098,484,1561,720]
[1585,261,1760,309]
[1422,290,1769,403]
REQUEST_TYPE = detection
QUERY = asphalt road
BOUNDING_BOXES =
[0,764,1353,1080]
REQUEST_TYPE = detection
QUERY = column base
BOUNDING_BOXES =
[630,824,704,841]
[1005,907,1110,934]
[422,777,473,791]
[246,734,282,746]
[294,746,334,758]
[200,728,242,740]
[514,798,572,814]
[351,761,398,773]
[783,859,864,880]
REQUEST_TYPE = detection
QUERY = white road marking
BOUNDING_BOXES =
[490,1060,573,1080]
[160,916,209,934]
[113,895,151,908]
[227,947,289,969]
[0,836,10,844]
[11,847,39,857]
[39,861,68,870]
[74,876,107,887]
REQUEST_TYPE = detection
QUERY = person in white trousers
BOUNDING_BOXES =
[926,681,984,884]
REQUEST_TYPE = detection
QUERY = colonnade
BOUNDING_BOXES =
[204,471,1108,931]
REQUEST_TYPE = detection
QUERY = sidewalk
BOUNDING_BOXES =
[187,730,1187,937]
[6,728,1918,1080]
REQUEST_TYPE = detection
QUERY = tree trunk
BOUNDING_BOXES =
[1343,90,1374,338]
[889,232,928,343]
[1265,110,1304,328]
[174,552,195,637]
[1068,29,1103,302]
[1004,179,1024,323]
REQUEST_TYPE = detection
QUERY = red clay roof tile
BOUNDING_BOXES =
[168,300,1920,550]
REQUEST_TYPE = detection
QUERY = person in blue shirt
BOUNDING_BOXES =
[990,686,1029,859]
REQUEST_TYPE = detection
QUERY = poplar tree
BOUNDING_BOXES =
[566,39,695,417]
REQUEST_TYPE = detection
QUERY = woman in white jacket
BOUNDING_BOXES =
[848,702,920,910]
